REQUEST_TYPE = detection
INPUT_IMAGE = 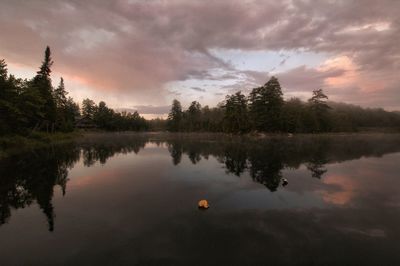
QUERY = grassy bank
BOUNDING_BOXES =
[0,131,81,159]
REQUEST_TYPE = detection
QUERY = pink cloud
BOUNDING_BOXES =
[0,0,399,110]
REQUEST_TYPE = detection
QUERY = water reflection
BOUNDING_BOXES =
[165,134,400,191]
[1,133,400,233]
[0,143,80,231]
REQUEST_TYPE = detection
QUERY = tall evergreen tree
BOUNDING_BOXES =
[186,101,202,131]
[249,76,284,132]
[31,46,57,131]
[0,59,7,81]
[54,78,77,131]
[167,99,183,131]
[308,89,331,132]
[223,91,249,133]
[0,59,9,134]
[54,77,67,108]
[37,46,53,79]
[309,89,329,109]
[0,59,8,101]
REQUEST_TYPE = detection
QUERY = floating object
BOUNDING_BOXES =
[288,133,293,137]
[282,178,288,186]
[198,199,210,209]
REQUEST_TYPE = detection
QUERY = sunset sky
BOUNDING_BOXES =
[1,0,399,118]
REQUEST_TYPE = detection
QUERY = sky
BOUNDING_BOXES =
[1,0,400,118]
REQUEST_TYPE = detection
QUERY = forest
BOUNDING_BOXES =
[1,46,400,137]
[0,46,148,136]
[167,79,400,133]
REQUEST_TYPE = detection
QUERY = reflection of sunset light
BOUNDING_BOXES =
[70,171,115,188]
[318,175,356,205]
[70,175,97,187]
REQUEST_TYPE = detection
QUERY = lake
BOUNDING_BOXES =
[1,133,400,265]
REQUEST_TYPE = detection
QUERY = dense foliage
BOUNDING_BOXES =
[167,77,400,133]
[0,47,148,136]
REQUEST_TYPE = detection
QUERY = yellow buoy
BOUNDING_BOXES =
[198,199,209,209]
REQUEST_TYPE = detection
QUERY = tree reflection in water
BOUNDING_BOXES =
[1,133,400,231]
[0,135,148,231]
[166,134,400,191]
[0,143,80,231]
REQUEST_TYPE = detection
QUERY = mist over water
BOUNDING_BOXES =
[1,133,400,265]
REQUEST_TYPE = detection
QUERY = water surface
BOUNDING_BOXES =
[1,133,400,265]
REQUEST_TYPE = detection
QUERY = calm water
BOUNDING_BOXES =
[1,133,400,265]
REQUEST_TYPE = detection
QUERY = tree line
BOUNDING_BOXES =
[167,77,400,133]
[2,46,399,136]
[79,98,148,131]
[0,46,148,136]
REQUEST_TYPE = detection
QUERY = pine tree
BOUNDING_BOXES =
[249,76,284,132]
[309,89,329,110]
[308,89,331,132]
[37,46,53,78]
[54,78,77,131]
[32,46,57,131]
[0,59,9,134]
[54,77,67,108]
[0,59,7,81]
[0,59,9,101]
[167,99,183,131]
[0,59,8,101]
[187,101,201,131]
[223,91,249,133]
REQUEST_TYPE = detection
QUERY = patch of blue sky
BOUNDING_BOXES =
[210,48,329,73]
[166,78,235,106]
[166,49,329,106]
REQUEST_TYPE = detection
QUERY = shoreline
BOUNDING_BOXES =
[0,132,81,159]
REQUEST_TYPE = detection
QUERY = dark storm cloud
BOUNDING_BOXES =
[0,0,399,108]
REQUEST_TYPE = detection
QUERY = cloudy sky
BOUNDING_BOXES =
[1,0,399,117]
